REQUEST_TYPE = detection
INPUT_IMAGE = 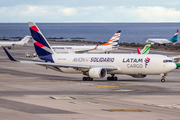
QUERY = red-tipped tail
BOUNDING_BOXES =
[137,48,141,54]
[176,30,179,34]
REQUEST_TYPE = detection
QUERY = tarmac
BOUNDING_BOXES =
[0,41,180,120]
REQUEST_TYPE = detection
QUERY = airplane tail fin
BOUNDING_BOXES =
[137,48,141,54]
[140,44,151,54]
[100,30,121,47]
[28,22,55,58]
[168,30,178,43]
[19,35,31,44]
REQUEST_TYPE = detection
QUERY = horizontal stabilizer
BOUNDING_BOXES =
[3,48,17,61]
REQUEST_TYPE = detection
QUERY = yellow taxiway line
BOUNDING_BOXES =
[0,73,10,75]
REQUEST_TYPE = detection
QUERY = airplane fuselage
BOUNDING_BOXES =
[52,45,117,53]
[146,39,173,44]
[50,54,176,75]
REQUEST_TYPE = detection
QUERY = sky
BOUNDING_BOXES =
[0,0,180,23]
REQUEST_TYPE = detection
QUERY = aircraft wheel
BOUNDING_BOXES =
[107,77,111,81]
[114,77,117,81]
[87,77,91,81]
[107,76,118,81]
[83,77,86,81]
[161,78,165,82]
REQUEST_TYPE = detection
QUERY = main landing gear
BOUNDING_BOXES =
[107,74,118,81]
[161,73,167,82]
[83,77,93,81]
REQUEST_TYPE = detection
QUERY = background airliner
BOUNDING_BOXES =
[0,36,31,49]
[3,22,176,82]
[52,30,121,54]
[146,30,178,46]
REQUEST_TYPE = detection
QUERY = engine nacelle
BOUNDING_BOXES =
[130,74,147,78]
[88,68,107,78]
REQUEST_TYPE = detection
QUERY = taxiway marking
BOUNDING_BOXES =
[92,85,119,87]
[21,77,40,78]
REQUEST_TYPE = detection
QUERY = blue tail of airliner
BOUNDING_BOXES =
[28,22,55,62]
[168,30,178,43]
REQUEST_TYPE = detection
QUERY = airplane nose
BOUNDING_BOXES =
[167,63,176,72]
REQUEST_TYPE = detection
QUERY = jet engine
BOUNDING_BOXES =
[130,74,147,78]
[88,68,107,78]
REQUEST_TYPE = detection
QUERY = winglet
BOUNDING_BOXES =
[94,45,98,50]
[137,48,141,54]
[20,35,31,44]
[3,48,17,61]
[140,44,151,54]
[176,30,179,34]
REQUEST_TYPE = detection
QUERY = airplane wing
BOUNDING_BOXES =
[0,45,13,48]
[3,48,117,71]
[73,45,98,53]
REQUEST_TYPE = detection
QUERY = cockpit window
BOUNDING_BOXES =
[163,60,173,63]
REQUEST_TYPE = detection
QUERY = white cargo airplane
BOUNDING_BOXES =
[3,22,176,82]
[146,30,178,46]
[0,36,31,49]
[52,30,121,54]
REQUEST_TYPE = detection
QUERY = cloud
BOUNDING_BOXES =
[134,6,180,22]
[19,6,48,16]
[60,8,77,16]
[80,6,105,10]
[111,6,180,22]
[0,4,180,22]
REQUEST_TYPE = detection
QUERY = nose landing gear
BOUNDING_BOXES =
[161,73,167,82]
[161,76,165,82]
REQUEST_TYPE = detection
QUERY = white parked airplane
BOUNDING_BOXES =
[3,22,176,82]
[52,30,121,54]
[0,36,31,49]
[146,30,178,46]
